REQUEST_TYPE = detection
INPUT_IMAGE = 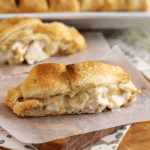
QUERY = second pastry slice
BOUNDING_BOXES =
[0,17,86,65]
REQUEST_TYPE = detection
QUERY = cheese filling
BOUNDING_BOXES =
[44,85,134,115]
[0,32,74,65]
[0,40,58,65]
[24,41,49,64]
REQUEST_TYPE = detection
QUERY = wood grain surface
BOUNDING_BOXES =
[118,121,150,150]
[33,125,123,150]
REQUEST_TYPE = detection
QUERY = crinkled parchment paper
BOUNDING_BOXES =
[0,33,149,144]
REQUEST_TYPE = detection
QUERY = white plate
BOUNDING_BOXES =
[0,12,150,29]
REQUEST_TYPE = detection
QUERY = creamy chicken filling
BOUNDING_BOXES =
[0,40,59,65]
[0,39,73,65]
[43,85,134,115]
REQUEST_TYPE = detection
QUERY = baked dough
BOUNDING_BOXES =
[0,0,149,13]
[79,0,119,12]
[0,17,86,65]
[48,0,80,12]
[4,61,141,117]
[126,0,149,11]
[18,0,49,13]
[79,0,149,12]
[0,0,17,13]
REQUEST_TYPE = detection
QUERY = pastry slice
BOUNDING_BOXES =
[4,61,141,117]
[0,0,17,13]
[0,17,86,65]
[48,0,80,12]
[18,0,49,13]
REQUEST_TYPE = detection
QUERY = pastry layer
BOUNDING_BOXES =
[4,61,141,117]
[0,0,17,13]
[79,0,149,12]
[48,0,80,12]
[18,0,49,13]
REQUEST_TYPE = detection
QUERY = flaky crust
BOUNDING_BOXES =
[4,84,22,109]
[18,0,49,13]
[0,0,149,13]
[33,22,86,54]
[79,0,119,12]
[118,0,149,11]
[4,61,140,117]
[0,0,17,13]
[21,63,71,98]
[126,0,149,11]
[79,0,149,12]
[21,61,131,99]
[66,61,130,94]
[48,0,80,12]
[0,17,42,45]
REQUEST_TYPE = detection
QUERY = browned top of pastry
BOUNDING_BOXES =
[48,0,80,12]
[0,17,42,43]
[79,0,149,12]
[0,0,17,13]
[21,63,71,98]
[66,61,130,92]
[0,0,149,13]
[21,61,131,99]
[33,22,86,51]
[18,0,49,13]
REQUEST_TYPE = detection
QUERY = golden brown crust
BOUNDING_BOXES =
[79,0,100,12]
[79,0,149,12]
[98,0,119,12]
[0,0,17,13]
[21,63,71,99]
[4,84,22,109]
[126,0,149,11]
[66,61,130,93]
[79,0,119,12]
[18,0,49,13]
[48,0,80,12]
[0,17,42,45]
[116,0,126,11]
[117,0,149,11]
[143,0,150,11]
[33,22,87,54]
[13,100,40,117]
[0,0,149,13]
[4,61,140,117]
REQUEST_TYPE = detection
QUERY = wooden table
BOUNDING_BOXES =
[118,121,150,150]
